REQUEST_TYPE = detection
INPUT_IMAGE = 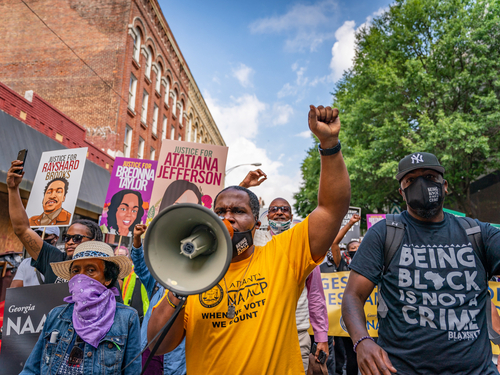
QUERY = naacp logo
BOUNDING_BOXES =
[199,284,224,308]
[411,153,424,164]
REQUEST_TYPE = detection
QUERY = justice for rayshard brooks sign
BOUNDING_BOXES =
[0,283,69,373]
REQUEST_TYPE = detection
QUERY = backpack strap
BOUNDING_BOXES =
[457,217,487,276]
[383,214,406,273]
[455,217,500,344]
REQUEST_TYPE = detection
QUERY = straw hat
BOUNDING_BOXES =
[50,241,133,281]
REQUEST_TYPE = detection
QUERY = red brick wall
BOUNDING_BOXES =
[0,0,132,153]
[0,81,114,169]
[0,0,192,162]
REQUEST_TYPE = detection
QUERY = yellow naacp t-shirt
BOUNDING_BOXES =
[181,216,320,375]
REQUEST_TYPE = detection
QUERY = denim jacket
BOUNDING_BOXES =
[131,244,186,375]
[21,302,142,375]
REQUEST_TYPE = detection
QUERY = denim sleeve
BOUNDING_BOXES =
[123,310,142,375]
[20,311,51,374]
[130,244,157,299]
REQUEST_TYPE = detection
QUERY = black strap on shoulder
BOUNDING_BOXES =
[456,217,487,277]
[35,269,44,285]
[455,216,500,344]
[384,214,406,272]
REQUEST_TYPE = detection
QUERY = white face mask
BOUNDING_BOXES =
[268,219,292,234]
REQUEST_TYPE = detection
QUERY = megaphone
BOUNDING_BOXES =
[144,203,233,295]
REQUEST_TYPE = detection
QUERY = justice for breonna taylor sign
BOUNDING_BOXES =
[99,157,158,237]
[148,140,228,222]
[25,148,87,228]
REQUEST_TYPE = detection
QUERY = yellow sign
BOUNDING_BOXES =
[313,274,500,355]
[320,271,378,337]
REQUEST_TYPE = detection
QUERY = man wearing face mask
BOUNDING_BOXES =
[251,197,329,373]
[148,104,351,375]
[342,152,500,375]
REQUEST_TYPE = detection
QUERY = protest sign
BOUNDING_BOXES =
[99,157,158,237]
[25,148,87,228]
[367,214,386,229]
[339,207,361,246]
[318,271,378,337]
[0,283,69,373]
[149,140,228,220]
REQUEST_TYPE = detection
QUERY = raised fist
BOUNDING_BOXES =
[308,105,340,149]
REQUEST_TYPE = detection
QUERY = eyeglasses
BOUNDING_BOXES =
[62,234,93,244]
[269,206,291,214]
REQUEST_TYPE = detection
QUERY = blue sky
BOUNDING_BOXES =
[159,0,392,209]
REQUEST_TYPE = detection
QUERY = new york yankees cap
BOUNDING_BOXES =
[396,152,445,181]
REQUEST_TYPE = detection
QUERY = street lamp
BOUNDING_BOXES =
[225,163,262,176]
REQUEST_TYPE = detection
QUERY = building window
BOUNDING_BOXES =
[193,126,198,143]
[178,134,182,141]
[172,90,177,116]
[164,78,170,106]
[155,66,162,93]
[141,91,149,124]
[132,27,141,62]
[124,125,133,157]
[150,147,156,160]
[138,137,145,159]
[179,100,184,122]
[187,118,192,141]
[129,74,137,111]
[152,104,159,135]
[162,115,167,139]
[145,46,153,79]
[170,125,175,140]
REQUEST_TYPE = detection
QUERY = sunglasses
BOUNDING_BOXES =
[62,234,93,244]
[269,206,291,214]
[67,335,84,367]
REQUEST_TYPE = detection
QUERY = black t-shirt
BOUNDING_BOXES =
[350,211,500,375]
[31,241,123,303]
[320,255,349,273]
[31,241,67,284]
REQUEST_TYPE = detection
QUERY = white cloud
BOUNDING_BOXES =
[232,63,254,88]
[329,8,388,82]
[277,62,327,100]
[271,103,294,125]
[296,130,312,138]
[329,20,357,82]
[249,0,338,52]
[204,92,301,207]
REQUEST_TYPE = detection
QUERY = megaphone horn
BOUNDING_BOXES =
[144,203,233,296]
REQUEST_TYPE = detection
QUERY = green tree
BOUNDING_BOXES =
[295,0,500,217]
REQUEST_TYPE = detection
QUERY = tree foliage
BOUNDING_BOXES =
[294,0,500,217]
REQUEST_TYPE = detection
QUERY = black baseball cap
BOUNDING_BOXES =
[396,152,445,181]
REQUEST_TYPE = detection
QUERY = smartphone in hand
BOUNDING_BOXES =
[16,149,28,175]
[317,350,327,365]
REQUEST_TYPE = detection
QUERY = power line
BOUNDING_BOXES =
[20,0,161,131]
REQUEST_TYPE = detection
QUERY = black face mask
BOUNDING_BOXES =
[403,176,444,219]
[232,222,256,258]
[348,251,357,259]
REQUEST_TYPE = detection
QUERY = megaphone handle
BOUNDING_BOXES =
[140,298,186,375]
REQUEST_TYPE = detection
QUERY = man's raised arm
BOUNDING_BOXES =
[307,105,351,262]
[7,160,43,260]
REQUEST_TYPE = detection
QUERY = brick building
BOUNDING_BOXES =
[0,0,225,163]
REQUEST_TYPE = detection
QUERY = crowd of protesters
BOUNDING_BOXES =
[3,104,500,375]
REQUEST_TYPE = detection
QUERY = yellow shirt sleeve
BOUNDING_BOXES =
[269,216,321,285]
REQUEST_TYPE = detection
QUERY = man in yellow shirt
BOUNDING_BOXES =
[148,104,351,374]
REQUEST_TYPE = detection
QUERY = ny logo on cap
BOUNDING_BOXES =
[411,153,424,164]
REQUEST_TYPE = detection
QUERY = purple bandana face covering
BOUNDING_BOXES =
[64,274,119,348]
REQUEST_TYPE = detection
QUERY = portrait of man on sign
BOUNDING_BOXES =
[29,177,71,226]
